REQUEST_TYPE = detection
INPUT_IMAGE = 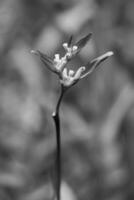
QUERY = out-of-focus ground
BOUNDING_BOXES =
[0,0,134,199]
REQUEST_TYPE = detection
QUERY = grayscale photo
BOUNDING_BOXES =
[0,0,133,200]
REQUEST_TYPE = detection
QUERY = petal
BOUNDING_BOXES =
[62,43,68,50]
[69,70,75,77]
[54,54,60,61]
[72,46,78,51]
[62,68,68,79]
[74,67,85,80]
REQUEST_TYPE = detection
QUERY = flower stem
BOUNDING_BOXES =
[52,85,65,200]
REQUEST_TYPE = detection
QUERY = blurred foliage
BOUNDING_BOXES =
[0,0,134,199]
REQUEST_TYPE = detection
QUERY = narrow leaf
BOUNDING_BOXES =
[90,51,114,65]
[76,33,92,50]
[68,35,73,47]
[31,50,56,73]
[81,51,114,78]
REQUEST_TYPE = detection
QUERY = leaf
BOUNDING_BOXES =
[90,51,114,65]
[75,33,92,50]
[31,50,56,73]
[81,51,114,78]
[68,35,73,47]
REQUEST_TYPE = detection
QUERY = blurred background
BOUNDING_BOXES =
[0,0,134,199]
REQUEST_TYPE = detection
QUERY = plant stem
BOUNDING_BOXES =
[52,85,65,200]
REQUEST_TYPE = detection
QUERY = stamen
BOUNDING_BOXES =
[81,66,86,71]
[62,68,68,78]
[106,51,114,57]
[69,70,75,77]
[63,43,68,48]
[31,50,37,54]
[54,54,60,61]
[74,66,86,80]
[72,46,78,51]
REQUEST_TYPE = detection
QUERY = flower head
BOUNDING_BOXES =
[31,32,114,89]
[62,43,78,59]
[62,33,92,60]
[53,54,67,72]
[60,66,85,87]
[31,50,67,76]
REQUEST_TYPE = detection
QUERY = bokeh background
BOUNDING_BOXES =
[0,0,134,199]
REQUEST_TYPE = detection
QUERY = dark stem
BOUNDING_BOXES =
[52,85,65,200]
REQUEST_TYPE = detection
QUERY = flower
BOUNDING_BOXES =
[31,33,114,89]
[62,33,92,60]
[53,54,67,72]
[60,66,86,87]
[62,43,78,59]
[31,50,67,76]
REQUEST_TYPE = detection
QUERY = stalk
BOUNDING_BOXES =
[52,85,65,200]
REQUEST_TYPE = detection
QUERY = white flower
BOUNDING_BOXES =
[60,66,85,87]
[72,45,78,51]
[53,54,67,72]
[62,43,78,59]
[68,70,75,77]
[54,54,61,63]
